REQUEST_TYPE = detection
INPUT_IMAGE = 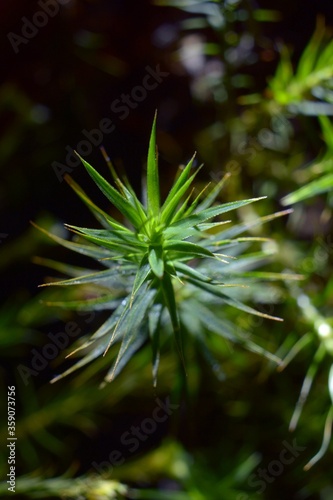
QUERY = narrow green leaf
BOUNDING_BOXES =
[195,173,231,212]
[147,111,160,215]
[161,167,201,225]
[64,175,126,231]
[78,299,128,347]
[277,332,314,372]
[113,178,147,223]
[281,172,333,205]
[165,240,215,259]
[149,304,163,387]
[161,272,185,368]
[165,197,266,237]
[148,246,164,278]
[182,301,238,344]
[31,222,111,261]
[221,295,283,322]
[162,153,196,213]
[77,154,143,228]
[289,343,326,431]
[162,153,196,206]
[95,312,127,346]
[196,221,231,232]
[105,324,149,382]
[50,335,114,384]
[64,225,144,255]
[179,182,213,221]
[105,289,156,381]
[39,267,134,288]
[231,271,304,281]
[174,261,216,284]
[329,364,333,405]
[304,405,333,471]
[296,34,320,81]
[319,115,333,150]
[215,251,270,273]
[183,275,283,321]
[185,301,280,363]
[33,257,95,278]
[43,294,121,311]
[168,189,194,224]
[65,225,143,247]
[213,209,293,240]
[131,257,152,300]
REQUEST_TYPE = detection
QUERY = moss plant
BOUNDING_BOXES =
[35,113,296,387]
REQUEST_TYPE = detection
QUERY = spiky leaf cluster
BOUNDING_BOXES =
[37,114,295,385]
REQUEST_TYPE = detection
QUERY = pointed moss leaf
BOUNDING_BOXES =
[162,153,196,211]
[277,333,312,372]
[50,335,113,384]
[115,180,147,223]
[319,115,333,150]
[149,246,164,278]
[303,405,333,471]
[242,338,281,363]
[222,295,283,321]
[174,261,216,284]
[196,221,231,232]
[64,175,125,231]
[231,271,304,281]
[31,222,111,260]
[64,225,143,255]
[165,240,215,259]
[161,168,200,225]
[289,344,326,432]
[281,172,333,205]
[195,173,231,212]
[66,301,125,357]
[213,209,292,240]
[183,301,238,343]
[77,154,143,228]
[87,300,129,342]
[217,251,270,272]
[185,301,280,363]
[184,276,283,321]
[44,294,121,311]
[161,272,184,367]
[165,197,266,237]
[296,24,324,80]
[147,111,160,215]
[329,364,333,405]
[33,257,95,278]
[131,257,151,299]
[39,267,134,288]
[105,325,149,382]
[104,285,156,354]
[106,289,156,381]
[65,225,144,249]
[181,182,211,219]
[149,304,163,387]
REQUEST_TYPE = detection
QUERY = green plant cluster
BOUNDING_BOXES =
[1,1,333,499]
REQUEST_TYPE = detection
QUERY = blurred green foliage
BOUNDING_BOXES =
[1,1,333,499]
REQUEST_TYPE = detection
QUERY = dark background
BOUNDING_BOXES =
[1,1,333,499]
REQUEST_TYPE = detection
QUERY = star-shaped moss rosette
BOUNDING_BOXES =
[35,113,296,386]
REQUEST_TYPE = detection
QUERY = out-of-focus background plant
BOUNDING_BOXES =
[1,0,333,499]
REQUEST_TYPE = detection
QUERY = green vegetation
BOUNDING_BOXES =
[1,1,333,499]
